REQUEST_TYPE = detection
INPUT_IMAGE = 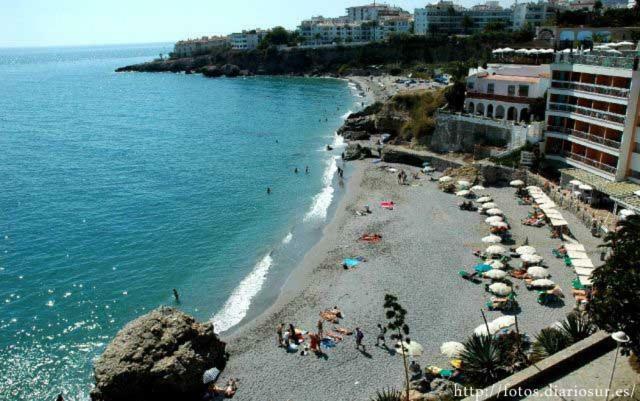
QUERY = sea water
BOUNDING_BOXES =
[0,44,358,400]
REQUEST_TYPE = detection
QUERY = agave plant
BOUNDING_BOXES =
[532,327,570,361]
[459,334,508,386]
[558,312,596,344]
[370,388,403,401]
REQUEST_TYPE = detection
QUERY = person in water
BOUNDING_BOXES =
[294,167,298,174]
[267,187,271,194]
[305,166,309,174]
[173,288,180,302]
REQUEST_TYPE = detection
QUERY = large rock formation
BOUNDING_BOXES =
[343,143,372,161]
[91,307,226,401]
[337,116,376,140]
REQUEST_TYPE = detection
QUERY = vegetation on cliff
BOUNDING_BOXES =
[391,89,445,146]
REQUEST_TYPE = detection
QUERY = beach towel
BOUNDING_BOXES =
[320,338,336,348]
[360,234,382,243]
[380,201,394,210]
[343,258,360,268]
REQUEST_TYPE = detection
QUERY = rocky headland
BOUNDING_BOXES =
[91,307,226,401]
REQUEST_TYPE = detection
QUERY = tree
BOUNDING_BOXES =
[383,294,411,401]
[484,21,507,32]
[594,0,603,15]
[588,215,640,356]
[459,334,508,386]
[445,81,466,112]
[462,15,474,34]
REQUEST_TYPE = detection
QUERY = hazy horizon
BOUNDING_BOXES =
[2,0,521,48]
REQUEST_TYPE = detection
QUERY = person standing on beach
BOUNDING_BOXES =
[376,324,387,347]
[276,323,284,347]
[317,319,323,337]
[355,327,365,351]
[289,324,296,343]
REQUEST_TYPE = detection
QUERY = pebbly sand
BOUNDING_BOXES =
[349,75,445,106]
[218,161,602,401]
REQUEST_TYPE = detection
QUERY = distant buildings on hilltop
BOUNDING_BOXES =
[172,0,638,57]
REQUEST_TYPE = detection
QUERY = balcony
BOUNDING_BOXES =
[547,125,621,150]
[551,80,630,99]
[466,91,535,104]
[548,150,617,175]
[555,53,636,69]
[548,102,626,125]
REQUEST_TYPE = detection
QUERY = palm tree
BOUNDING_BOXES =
[532,328,570,361]
[459,334,507,386]
[383,294,411,401]
[558,312,596,344]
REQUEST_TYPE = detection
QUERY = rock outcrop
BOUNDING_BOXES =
[337,116,376,141]
[201,66,223,78]
[91,307,226,401]
[343,143,372,161]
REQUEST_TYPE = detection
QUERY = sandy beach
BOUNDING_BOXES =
[219,161,601,401]
[349,75,445,106]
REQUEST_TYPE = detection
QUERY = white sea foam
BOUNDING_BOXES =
[304,156,338,222]
[341,110,353,119]
[332,132,346,149]
[211,253,273,333]
[282,232,293,244]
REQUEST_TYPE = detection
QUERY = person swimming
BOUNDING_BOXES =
[172,288,180,302]
[267,187,272,194]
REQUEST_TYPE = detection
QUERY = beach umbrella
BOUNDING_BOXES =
[481,202,497,209]
[491,315,516,329]
[579,184,593,191]
[569,179,582,186]
[396,340,423,357]
[605,49,623,55]
[471,185,485,191]
[485,216,503,224]
[486,208,503,216]
[527,266,549,279]
[440,341,465,358]
[424,167,436,172]
[492,48,503,54]
[457,180,471,188]
[482,234,502,244]
[202,367,221,384]
[526,185,540,191]
[521,254,543,264]
[620,209,635,217]
[510,180,525,187]
[474,322,499,336]
[489,282,512,296]
[617,41,634,46]
[486,260,505,270]
[484,269,507,280]
[456,190,471,197]
[474,263,492,273]
[485,245,506,255]
[515,48,528,54]
[490,221,509,229]
[516,245,536,255]
[530,279,555,288]
[439,176,452,183]
[477,196,492,203]
[502,47,514,53]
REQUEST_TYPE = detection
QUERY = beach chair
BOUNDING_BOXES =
[552,249,562,258]
[563,257,572,267]
[459,270,481,284]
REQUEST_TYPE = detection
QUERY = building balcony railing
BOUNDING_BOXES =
[466,91,535,104]
[547,150,617,175]
[551,80,630,99]
[548,102,626,125]
[547,125,622,150]
[555,53,637,70]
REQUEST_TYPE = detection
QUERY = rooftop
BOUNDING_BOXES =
[560,168,640,198]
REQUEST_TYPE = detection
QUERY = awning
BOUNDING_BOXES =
[578,275,593,286]
[564,243,585,252]
[550,217,568,226]
[572,258,595,268]
[561,169,640,199]
[567,250,589,259]
[574,266,595,276]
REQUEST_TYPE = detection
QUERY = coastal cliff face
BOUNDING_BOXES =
[116,36,496,76]
[91,307,226,401]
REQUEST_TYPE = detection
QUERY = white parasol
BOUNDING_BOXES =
[510,180,525,187]
[482,234,502,244]
[516,245,536,255]
[440,341,465,358]
[489,282,512,296]
[486,259,505,270]
[484,269,507,280]
[456,190,471,197]
[486,245,506,255]
[481,202,497,209]
[530,278,555,288]
[521,254,543,264]
[396,340,424,357]
[486,208,504,216]
[490,221,509,229]
[527,266,549,279]
[439,176,452,183]
[471,185,485,191]
[485,216,504,224]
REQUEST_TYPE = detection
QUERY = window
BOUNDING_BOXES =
[467,81,474,89]
[487,83,494,94]
[508,85,515,96]
[518,85,529,97]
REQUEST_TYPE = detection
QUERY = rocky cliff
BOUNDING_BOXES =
[91,307,226,401]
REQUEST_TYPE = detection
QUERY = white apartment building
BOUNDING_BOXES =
[346,3,409,22]
[544,47,640,183]
[512,2,555,30]
[173,36,229,58]
[464,64,551,122]
[229,29,268,50]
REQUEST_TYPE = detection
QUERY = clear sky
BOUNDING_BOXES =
[0,0,514,48]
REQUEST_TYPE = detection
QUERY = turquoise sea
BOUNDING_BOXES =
[0,44,358,400]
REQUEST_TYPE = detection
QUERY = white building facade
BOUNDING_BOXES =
[464,64,551,122]
[173,36,229,58]
[229,30,268,50]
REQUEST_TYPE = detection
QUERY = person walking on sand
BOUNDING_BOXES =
[376,323,387,347]
[276,323,284,347]
[289,323,297,343]
[355,327,365,351]
[317,319,324,337]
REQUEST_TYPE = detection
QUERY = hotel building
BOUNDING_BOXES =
[544,49,640,183]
